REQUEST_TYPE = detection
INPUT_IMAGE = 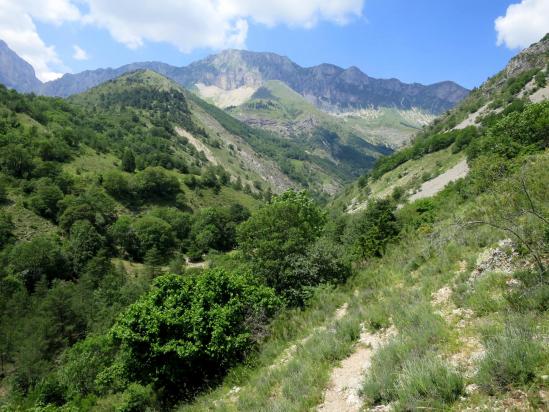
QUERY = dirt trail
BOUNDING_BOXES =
[318,325,396,412]
[409,159,469,202]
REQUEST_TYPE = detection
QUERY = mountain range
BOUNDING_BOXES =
[0,41,468,114]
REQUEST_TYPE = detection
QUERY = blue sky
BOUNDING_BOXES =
[2,1,548,88]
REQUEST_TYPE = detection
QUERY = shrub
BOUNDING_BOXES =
[58,188,117,233]
[477,319,547,393]
[395,356,463,410]
[102,170,134,200]
[0,211,14,248]
[66,220,106,273]
[285,238,351,305]
[109,215,140,259]
[109,270,280,396]
[121,149,136,173]
[190,207,236,255]
[27,178,64,220]
[344,199,400,259]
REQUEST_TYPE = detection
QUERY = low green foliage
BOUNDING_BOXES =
[476,318,547,393]
[395,355,463,411]
[109,270,280,397]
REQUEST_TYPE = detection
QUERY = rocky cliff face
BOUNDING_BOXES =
[172,50,469,114]
[0,40,42,93]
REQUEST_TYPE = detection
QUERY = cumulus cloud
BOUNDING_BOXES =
[495,0,549,49]
[72,45,89,60]
[82,0,364,51]
[0,0,364,79]
[0,0,80,81]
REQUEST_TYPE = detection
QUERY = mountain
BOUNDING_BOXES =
[0,41,468,115]
[183,49,469,113]
[39,49,468,114]
[334,33,549,213]
[0,40,42,93]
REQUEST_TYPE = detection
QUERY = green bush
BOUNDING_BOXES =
[285,238,351,305]
[58,188,117,233]
[0,211,14,248]
[477,319,547,393]
[131,215,176,260]
[109,270,280,396]
[344,199,400,259]
[66,219,106,273]
[27,178,64,220]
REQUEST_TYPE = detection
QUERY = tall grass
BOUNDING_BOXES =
[476,317,547,393]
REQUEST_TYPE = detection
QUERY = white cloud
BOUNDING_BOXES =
[495,0,549,49]
[73,45,89,60]
[0,0,80,81]
[0,0,364,80]
[82,0,364,51]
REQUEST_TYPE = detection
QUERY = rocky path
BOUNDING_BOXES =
[317,325,396,412]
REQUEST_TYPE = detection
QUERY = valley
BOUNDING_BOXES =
[0,15,547,412]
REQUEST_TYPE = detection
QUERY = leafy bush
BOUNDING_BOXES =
[131,215,176,260]
[65,219,106,273]
[0,211,14,248]
[109,270,280,396]
[58,188,117,233]
[27,178,64,220]
[285,238,351,305]
[468,101,549,160]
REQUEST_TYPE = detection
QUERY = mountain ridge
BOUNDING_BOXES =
[0,41,468,115]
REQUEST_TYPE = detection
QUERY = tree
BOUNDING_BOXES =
[110,270,280,395]
[8,236,66,290]
[135,167,180,200]
[344,199,400,259]
[102,170,133,200]
[58,188,117,233]
[286,238,351,305]
[237,190,326,296]
[66,220,105,273]
[0,144,34,178]
[109,215,140,259]
[131,215,176,260]
[121,149,136,173]
[27,178,64,220]
[0,211,14,248]
[190,207,236,256]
